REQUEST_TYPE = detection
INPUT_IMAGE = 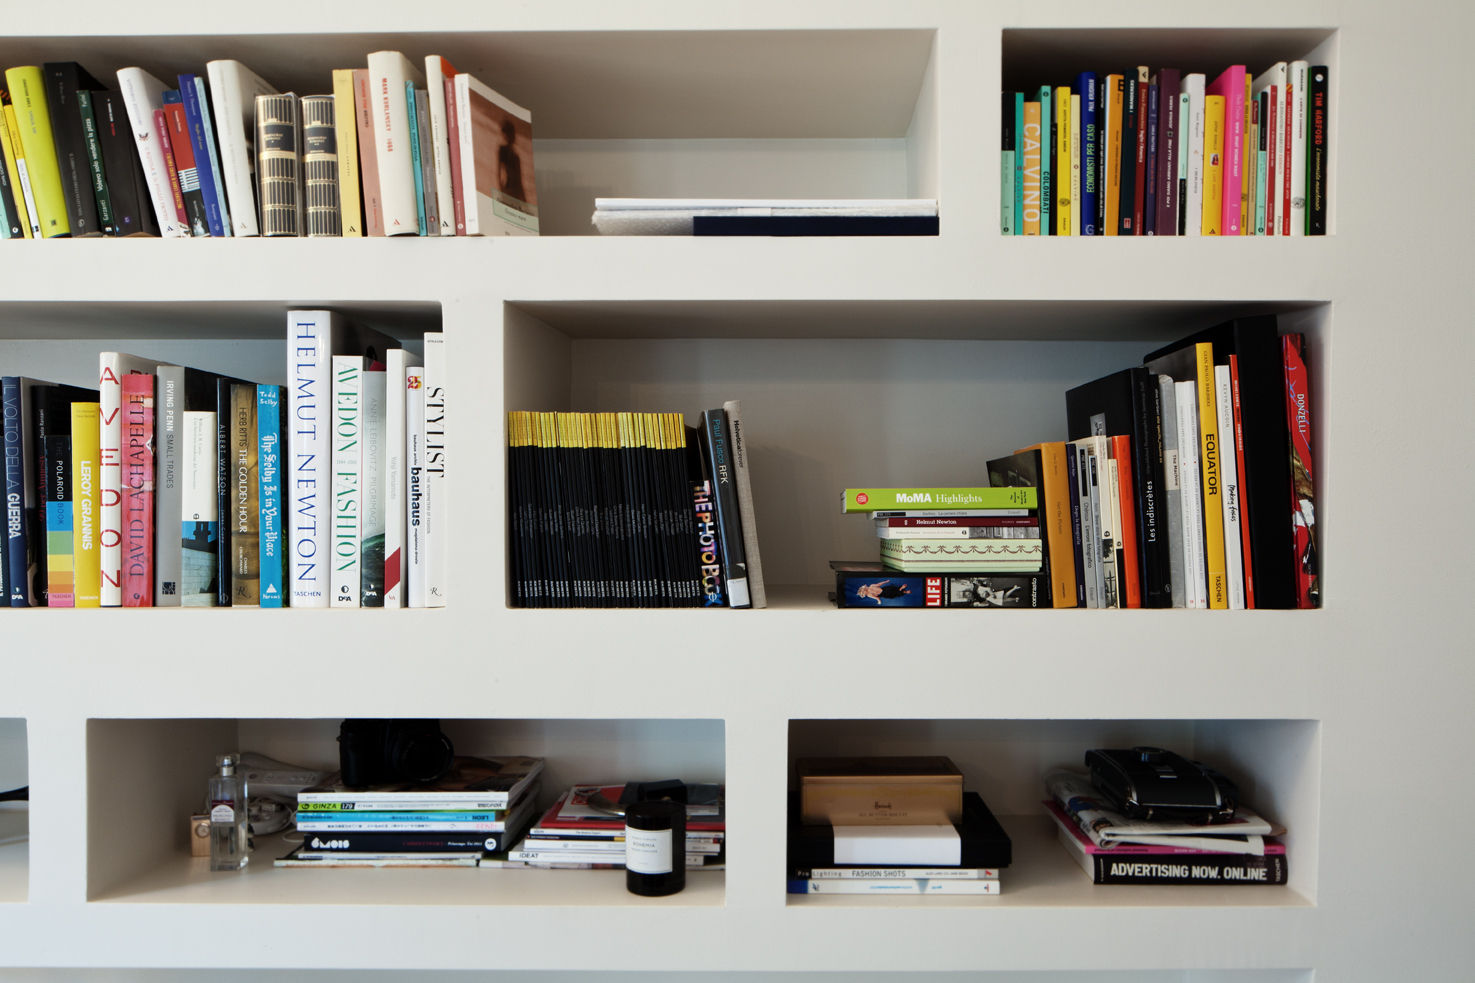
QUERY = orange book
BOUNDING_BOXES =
[1103,74,1125,235]
[1019,441,1080,607]
[1109,435,1142,608]
[1022,100,1042,234]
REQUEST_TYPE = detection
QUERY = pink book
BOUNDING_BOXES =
[121,373,155,607]
[353,69,385,236]
[1046,801,1287,856]
[1207,66,1246,235]
[444,76,465,234]
[1281,84,1294,235]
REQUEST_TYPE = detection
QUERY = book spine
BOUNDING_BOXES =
[1282,334,1318,608]
[353,69,385,236]
[1012,91,1024,234]
[43,432,74,606]
[1215,364,1246,609]
[0,106,30,237]
[1214,68,1246,235]
[425,57,457,235]
[1038,84,1051,234]
[70,402,101,606]
[299,831,517,853]
[180,410,218,606]
[1073,442,1098,607]
[1068,93,1081,235]
[2,378,31,605]
[152,366,185,605]
[1100,75,1121,234]
[702,408,749,607]
[1064,445,1085,605]
[1280,74,1293,235]
[414,88,438,237]
[1255,92,1269,234]
[1053,86,1071,234]
[1157,375,1185,607]
[1265,82,1279,235]
[1307,67,1328,235]
[444,76,466,235]
[228,384,259,605]
[367,51,423,236]
[1194,342,1228,609]
[0,124,15,237]
[787,878,1000,896]
[1142,78,1158,235]
[1076,72,1098,234]
[287,311,332,607]
[214,379,233,606]
[256,93,301,237]
[1021,98,1040,235]
[1288,61,1309,237]
[330,70,363,237]
[205,61,267,236]
[190,76,231,236]
[793,866,999,880]
[1182,74,1205,236]
[93,90,153,236]
[1175,380,1207,608]
[331,356,363,608]
[723,400,766,608]
[1228,355,1255,609]
[301,94,341,237]
[98,356,140,606]
[1129,67,1148,234]
[422,333,448,606]
[153,105,189,231]
[6,105,43,237]
[1129,371,1167,607]
[177,76,226,236]
[258,385,285,607]
[360,368,387,607]
[1110,435,1141,608]
[1201,95,1225,235]
[4,67,70,237]
[1089,438,1118,608]
[73,89,114,235]
[121,374,154,606]
[1088,854,1288,885]
[383,355,418,607]
[1154,68,1179,235]
[405,369,427,607]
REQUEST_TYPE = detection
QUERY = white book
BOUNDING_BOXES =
[424,56,458,236]
[421,332,447,606]
[285,310,397,607]
[383,349,422,607]
[1215,364,1246,609]
[454,73,539,236]
[115,67,187,238]
[405,368,428,608]
[789,878,1000,896]
[366,51,425,236]
[180,410,218,608]
[1175,380,1207,609]
[360,366,387,607]
[1069,93,1082,237]
[1072,441,1099,608]
[330,355,364,608]
[832,824,960,866]
[1157,375,1186,608]
[1251,62,1286,236]
[1288,60,1309,237]
[206,60,278,236]
[722,399,766,608]
[1090,435,1118,609]
[1181,73,1206,236]
[98,353,164,605]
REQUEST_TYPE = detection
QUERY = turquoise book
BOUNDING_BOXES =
[1013,91,1025,234]
[406,80,427,236]
[257,384,286,607]
[1037,84,1052,235]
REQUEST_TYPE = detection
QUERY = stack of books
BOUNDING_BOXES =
[831,487,1046,608]
[0,53,535,241]
[503,783,726,869]
[1044,768,1288,886]
[276,756,545,868]
[1002,60,1328,236]
[787,756,1011,895]
[1,310,448,609]
[590,198,938,236]
[998,314,1318,610]
[506,402,765,609]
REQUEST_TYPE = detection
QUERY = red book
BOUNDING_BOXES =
[152,108,188,228]
[444,76,465,235]
[121,373,155,607]
[1282,335,1317,608]
[1109,435,1142,609]
[162,99,203,235]
[1263,86,1278,236]
[1228,355,1255,608]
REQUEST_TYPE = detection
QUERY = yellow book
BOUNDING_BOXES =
[3,66,70,237]
[1021,99,1041,235]
[331,69,364,237]
[1202,94,1225,236]
[1019,441,1079,607]
[1103,74,1124,235]
[1240,71,1252,234]
[70,402,103,608]
[1055,86,1071,234]
[1194,342,1228,609]
[1069,93,1081,236]
[1,103,37,237]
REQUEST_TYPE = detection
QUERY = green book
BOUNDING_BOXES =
[842,487,1038,513]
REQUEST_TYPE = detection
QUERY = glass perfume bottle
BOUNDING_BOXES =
[209,753,249,871]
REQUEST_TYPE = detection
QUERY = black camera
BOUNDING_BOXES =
[1085,746,1239,824]
[337,719,455,788]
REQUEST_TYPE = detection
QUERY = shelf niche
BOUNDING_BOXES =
[787,716,1319,907]
[85,716,724,906]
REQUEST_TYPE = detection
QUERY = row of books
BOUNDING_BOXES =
[506,404,767,608]
[0,54,537,241]
[1002,60,1329,236]
[2,311,449,608]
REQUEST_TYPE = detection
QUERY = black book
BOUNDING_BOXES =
[1307,66,1329,236]
[789,791,1012,869]
[831,560,1046,609]
[1142,315,1298,608]
[1065,367,1169,607]
[1117,69,1140,234]
[1001,92,1015,234]
[92,89,157,237]
[985,448,1054,607]
[299,829,524,854]
[0,139,21,237]
[691,214,938,236]
[1154,68,1181,236]
[42,61,105,237]
[699,408,750,608]
[32,384,98,605]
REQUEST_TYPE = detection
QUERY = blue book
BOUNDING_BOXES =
[257,384,285,607]
[1013,92,1025,235]
[1076,72,1098,234]
[1037,85,1051,236]
[179,75,230,237]
[405,80,427,236]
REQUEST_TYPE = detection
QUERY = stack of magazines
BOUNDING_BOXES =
[501,783,726,869]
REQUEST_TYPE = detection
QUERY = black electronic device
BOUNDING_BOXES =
[337,719,455,788]
[1084,746,1239,824]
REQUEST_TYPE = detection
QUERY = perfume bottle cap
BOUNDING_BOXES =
[217,753,238,776]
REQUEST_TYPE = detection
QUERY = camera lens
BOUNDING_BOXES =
[391,725,455,784]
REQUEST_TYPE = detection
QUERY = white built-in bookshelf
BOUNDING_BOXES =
[0,1,1471,980]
